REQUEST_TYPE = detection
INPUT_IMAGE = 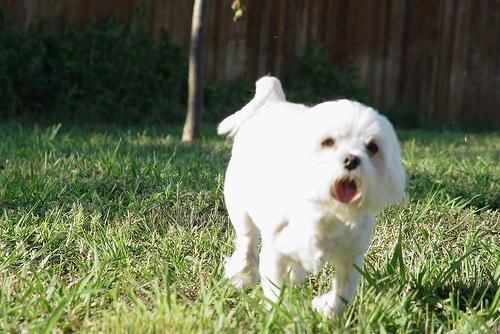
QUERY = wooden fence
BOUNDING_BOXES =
[1,0,499,125]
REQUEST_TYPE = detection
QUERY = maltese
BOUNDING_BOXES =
[218,76,405,317]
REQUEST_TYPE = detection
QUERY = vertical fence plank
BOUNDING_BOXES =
[204,0,218,81]
[332,0,349,65]
[271,0,286,76]
[431,0,455,123]
[382,0,406,109]
[244,0,262,80]
[486,0,500,124]
[213,0,228,82]
[295,0,310,59]
[462,0,498,124]
[281,1,297,76]
[371,0,388,107]
[447,0,472,124]
[349,0,372,87]
[222,0,247,83]
[257,0,272,76]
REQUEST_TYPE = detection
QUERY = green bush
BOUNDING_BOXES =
[0,11,187,124]
[285,43,370,105]
[209,45,374,122]
[203,77,254,122]
[383,101,422,129]
[0,11,382,125]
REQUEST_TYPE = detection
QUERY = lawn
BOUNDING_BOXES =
[0,122,498,333]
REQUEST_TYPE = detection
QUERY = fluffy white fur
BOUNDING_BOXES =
[218,76,405,317]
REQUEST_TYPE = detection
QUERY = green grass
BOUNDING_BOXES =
[0,122,498,333]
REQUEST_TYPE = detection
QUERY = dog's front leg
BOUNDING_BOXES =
[312,255,363,318]
[259,236,288,303]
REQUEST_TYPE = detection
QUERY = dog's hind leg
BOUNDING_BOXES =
[224,211,259,288]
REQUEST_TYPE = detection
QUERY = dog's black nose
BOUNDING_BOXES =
[343,154,360,170]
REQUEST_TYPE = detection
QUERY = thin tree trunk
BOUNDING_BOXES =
[182,0,208,143]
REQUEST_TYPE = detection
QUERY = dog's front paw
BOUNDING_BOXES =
[312,293,342,318]
[224,255,259,289]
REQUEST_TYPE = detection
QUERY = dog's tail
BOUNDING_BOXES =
[217,76,286,137]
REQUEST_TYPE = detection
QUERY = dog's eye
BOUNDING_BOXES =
[366,141,379,155]
[321,137,335,148]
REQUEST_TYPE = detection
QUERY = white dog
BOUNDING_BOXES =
[218,76,405,317]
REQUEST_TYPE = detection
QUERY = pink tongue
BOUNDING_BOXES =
[335,180,357,203]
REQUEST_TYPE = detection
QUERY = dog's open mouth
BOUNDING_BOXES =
[332,178,361,204]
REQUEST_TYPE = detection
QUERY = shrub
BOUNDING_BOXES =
[0,11,381,126]
[283,44,422,128]
[210,45,373,123]
[203,77,253,123]
[0,11,187,124]
[285,43,370,105]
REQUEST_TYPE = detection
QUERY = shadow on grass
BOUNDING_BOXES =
[407,170,499,210]
[362,265,498,315]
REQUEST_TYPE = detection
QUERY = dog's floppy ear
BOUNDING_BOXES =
[386,138,406,203]
[380,115,406,205]
[217,76,286,137]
